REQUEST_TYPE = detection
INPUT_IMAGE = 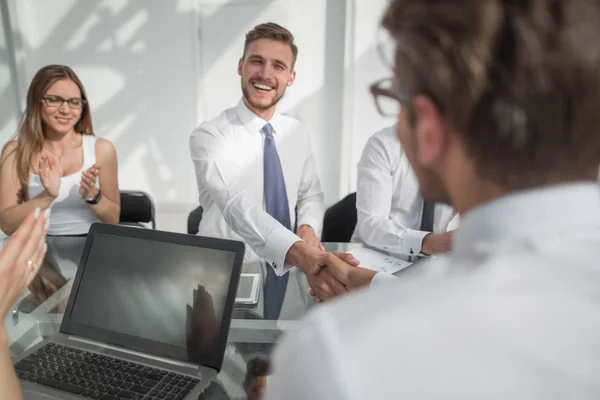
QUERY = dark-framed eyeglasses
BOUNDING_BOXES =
[369,77,411,117]
[41,95,87,110]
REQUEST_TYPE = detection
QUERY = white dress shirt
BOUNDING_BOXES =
[189,99,325,275]
[266,183,600,399]
[351,126,458,255]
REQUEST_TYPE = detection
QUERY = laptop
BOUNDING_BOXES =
[13,223,245,400]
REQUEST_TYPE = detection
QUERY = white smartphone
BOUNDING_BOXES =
[235,273,261,304]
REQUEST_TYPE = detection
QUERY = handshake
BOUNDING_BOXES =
[286,240,377,302]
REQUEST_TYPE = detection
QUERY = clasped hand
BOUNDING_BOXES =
[300,245,376,303]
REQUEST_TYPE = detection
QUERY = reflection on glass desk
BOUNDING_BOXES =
[1,236,361,399]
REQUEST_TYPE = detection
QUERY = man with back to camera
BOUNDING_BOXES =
[266,0,600,398]
[189,23,360,318]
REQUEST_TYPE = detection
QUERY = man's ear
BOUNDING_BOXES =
[238,58,244,76]
[287,70,296,87]
[412,95,447,167]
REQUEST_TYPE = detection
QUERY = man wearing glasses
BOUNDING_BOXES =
[266,0,600,398]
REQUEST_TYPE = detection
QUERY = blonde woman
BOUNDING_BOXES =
[0,65,119,236]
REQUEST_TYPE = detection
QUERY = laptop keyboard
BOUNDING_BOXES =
[14,342,200,400]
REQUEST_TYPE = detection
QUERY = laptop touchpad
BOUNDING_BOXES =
[24,390,64,400]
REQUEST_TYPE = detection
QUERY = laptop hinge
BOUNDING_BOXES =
[67,336,201,371]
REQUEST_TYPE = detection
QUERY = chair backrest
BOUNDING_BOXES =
[119,190,156,229]
[187,205,204,235]
[321,192,357,243]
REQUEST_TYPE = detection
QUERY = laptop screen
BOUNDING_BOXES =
[60,227,244,370]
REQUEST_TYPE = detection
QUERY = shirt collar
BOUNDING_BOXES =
[454,182,600,254]
[235,98,283,136]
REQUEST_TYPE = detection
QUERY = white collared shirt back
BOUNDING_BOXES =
[266,183,600,399]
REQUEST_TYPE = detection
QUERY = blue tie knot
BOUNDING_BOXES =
[263,123,274,138]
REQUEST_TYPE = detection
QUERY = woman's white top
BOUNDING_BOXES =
[28,134,100,235]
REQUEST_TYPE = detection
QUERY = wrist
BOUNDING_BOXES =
[84,187,99,201]
[84,189,102,204]
[421,233,433,255]
[285,240,315,273]
[40,189,57,200]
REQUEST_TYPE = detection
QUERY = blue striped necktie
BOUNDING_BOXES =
[262,123,291,320]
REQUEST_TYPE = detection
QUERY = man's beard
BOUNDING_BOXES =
[241,80,285,111]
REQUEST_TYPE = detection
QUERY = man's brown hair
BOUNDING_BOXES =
[243,22,298,69]
[382,0,600,188]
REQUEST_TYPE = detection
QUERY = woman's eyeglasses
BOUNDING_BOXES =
[42,96,86,110]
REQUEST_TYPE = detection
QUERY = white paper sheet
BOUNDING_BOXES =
[348,247,413,275]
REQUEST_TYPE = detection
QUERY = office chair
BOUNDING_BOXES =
[187,205,204,235]
[321,192,357,243]
[119,190,156,229]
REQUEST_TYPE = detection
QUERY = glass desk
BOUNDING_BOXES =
[2,235,360,399]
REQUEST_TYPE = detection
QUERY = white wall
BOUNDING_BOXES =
[0,0,392,232]
[345,0,396,193]
[0,0,22,142]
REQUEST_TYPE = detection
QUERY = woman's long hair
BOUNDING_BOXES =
[3,65,94,202]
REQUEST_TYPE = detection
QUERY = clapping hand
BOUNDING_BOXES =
[39,155,62,198]
[0,208,48,319]
[79,163,100,200]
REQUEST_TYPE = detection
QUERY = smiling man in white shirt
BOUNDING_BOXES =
[353,124,458,256]
[266,0,600,398]
[189,23,357,309]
